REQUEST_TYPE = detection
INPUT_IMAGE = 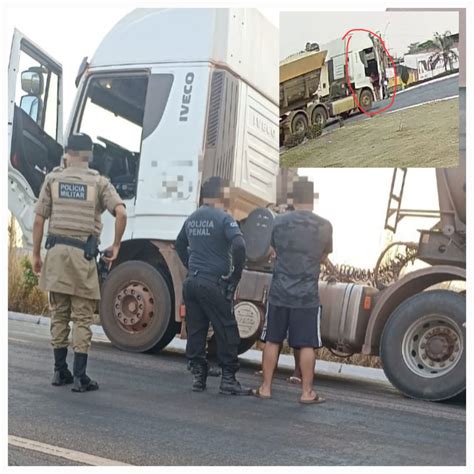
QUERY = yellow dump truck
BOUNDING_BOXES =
[280,35,385,144]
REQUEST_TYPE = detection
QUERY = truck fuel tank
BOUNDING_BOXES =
[319,281,379,354]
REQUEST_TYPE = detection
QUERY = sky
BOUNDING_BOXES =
[280,11,459,59]
[5,5,443,267]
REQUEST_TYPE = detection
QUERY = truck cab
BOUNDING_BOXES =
[9,9,279,248]
[9,8,280,354]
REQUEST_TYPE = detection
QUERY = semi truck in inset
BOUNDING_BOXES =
[280,33,386,143]
[9,8,465,401]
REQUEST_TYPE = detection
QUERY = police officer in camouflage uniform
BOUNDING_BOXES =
[32,133,127,393]
[253,180,333,404]
[175,177,251,395]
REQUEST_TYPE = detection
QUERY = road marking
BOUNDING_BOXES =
[8,435,132,466]
[8,337,30,344]
[386,95,459,115]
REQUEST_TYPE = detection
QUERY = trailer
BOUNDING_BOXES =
[280,33,386,143]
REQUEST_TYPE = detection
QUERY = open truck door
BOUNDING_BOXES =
[8,29,63,248]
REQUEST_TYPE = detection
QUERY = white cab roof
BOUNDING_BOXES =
[91,8,278,103]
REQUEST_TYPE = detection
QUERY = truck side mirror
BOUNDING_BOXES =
[19,95,43,123]
[21,70,44,96]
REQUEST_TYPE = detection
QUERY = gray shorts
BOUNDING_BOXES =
[260,303,322,349]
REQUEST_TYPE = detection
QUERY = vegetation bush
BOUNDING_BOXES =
[8,216,49,315]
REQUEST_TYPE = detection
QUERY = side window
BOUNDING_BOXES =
[15,45,60,140]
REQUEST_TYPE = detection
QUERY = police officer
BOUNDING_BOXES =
[32,133,127,393]
[254,180,333,404]
[175,177,251,395]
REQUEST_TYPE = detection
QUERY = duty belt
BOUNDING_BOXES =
[45,234,99,261]
[45,235,87,251]
[191,270,223,285]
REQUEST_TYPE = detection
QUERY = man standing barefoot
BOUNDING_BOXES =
[253,181,332,403]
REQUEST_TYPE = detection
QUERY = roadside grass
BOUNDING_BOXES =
[280,98,459,168]
[7,215,381,369]
[256,340,382,368]
[8,216,49,315]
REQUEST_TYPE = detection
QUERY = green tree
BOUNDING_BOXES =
[430,31,458,72]
[407,42,421,54]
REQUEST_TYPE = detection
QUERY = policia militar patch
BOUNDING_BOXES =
[58,182,88,200]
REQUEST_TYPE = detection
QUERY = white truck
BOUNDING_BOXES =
[9,8,281,354]
[280,33,386,140]
[9,8,465,401]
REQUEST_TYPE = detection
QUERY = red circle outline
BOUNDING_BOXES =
[342,28,397,117]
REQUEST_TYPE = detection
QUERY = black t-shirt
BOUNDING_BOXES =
[268,210,333,308]
[176,205,242,277]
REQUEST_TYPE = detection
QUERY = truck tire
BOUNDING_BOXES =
[311,106,327,129]
[100,260,179,353]
[291,113,309,135]
[380,290,465,401]
[359,89,373,111]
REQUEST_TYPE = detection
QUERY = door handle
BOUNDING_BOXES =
[34,165,47,175]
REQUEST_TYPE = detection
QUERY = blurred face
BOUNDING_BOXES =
[202,198,232,210]
[65,150,91,166]
[202,185,231,210]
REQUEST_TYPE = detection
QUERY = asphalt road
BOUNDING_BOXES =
[323,75,459,134]
[8,319,466,466]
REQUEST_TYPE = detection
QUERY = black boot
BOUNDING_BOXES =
[71,352,99,393]
[51,347,73,386]
[219,368,252,395]
[190,362,208,392]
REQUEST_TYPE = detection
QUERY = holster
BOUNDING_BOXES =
[83,235,99,261]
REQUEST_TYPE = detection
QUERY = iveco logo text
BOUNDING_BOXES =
[252,114,276,139]
[179,72,194,122]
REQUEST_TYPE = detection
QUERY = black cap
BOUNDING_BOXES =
[66,133,93,152]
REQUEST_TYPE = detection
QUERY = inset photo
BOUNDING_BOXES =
[279,10,460,167]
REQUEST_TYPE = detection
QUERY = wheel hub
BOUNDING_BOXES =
[113,281,155,333]
[294,121,305,133]
[402,314,463,378]
[423,328,457,362]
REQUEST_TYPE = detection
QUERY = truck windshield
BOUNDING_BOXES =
[76,74,149,200]
[78,75,148,153]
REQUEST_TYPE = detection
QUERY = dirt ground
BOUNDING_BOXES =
[280,98,459,168]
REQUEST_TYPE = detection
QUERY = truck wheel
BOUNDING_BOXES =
[100,260,179,353]
[291,113,308,135]
[311,107,327,128]
[359,89,373,110]
[380,290,465,401]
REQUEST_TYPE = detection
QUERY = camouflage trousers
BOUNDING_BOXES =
[49,292,96,353]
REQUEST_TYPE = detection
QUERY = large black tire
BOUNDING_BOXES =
[380,290,465,401]
[291,113,309,135]
[100,261,179,353]
[359,89,373,111]
[311,106,327,129]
